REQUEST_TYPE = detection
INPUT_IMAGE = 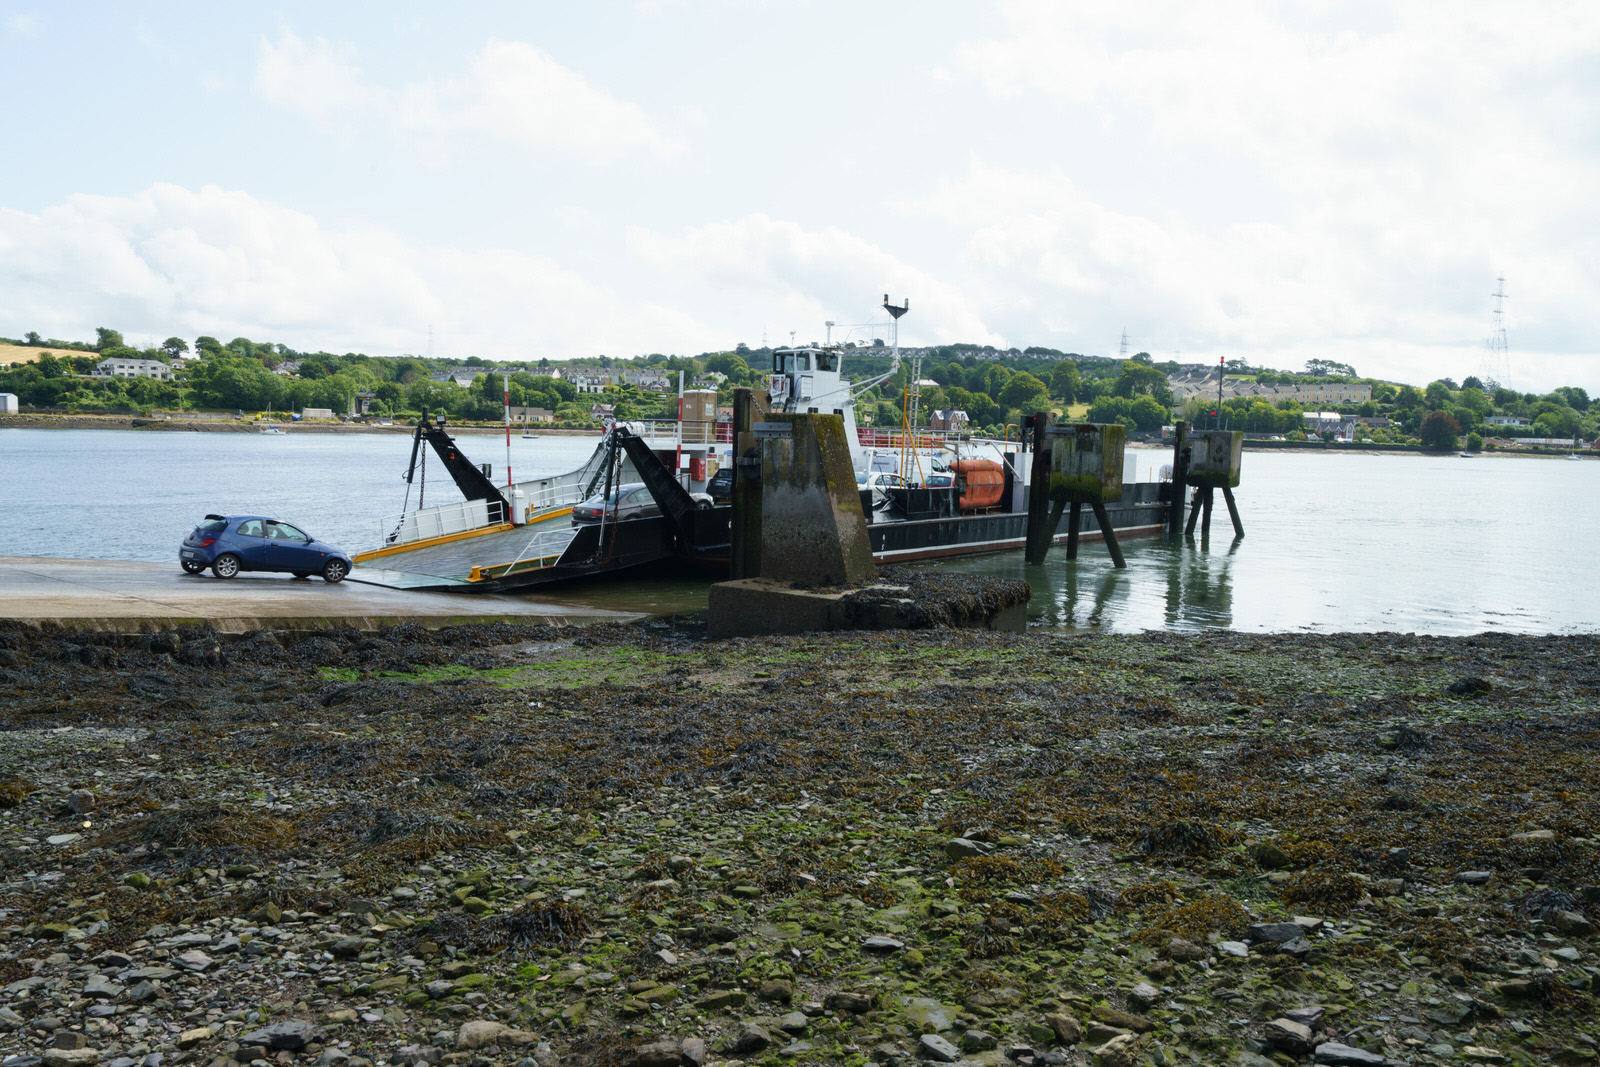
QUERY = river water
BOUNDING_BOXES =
[1,427,1596,635]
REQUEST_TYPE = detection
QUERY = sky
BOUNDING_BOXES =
[1,2,1596,393]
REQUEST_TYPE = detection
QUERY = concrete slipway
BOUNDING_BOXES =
[0,557,642,634]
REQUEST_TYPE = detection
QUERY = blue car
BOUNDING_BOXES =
[180,514,353,583]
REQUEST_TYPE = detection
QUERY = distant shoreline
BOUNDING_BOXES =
[0,414,600,437]
[1,414,1589,457]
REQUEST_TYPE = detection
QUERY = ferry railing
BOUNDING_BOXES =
[381,497,506,548]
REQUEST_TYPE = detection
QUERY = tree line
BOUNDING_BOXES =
[0,328,1593,447]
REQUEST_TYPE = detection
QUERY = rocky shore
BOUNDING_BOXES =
[0,621,1596,1067]
[0,415,596,437]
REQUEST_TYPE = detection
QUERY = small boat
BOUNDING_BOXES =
[260,424,286,435]
[1569,453,1583,461]
[1459,450,1472,457]
[521,432,541,439]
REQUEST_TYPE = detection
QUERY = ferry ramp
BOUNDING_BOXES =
[352,515,581,591]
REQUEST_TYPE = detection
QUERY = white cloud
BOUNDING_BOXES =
[3,12,37,37]
[255,31,685,165]
[0,184,713,361]
[627,213,1006,349]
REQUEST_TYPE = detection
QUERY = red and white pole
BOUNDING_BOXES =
[503,374,512,488]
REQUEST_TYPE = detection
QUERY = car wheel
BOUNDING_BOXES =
[181,560,205,574]
[322,559,349,583]
[211,553,241,579]
[696,499,713,510]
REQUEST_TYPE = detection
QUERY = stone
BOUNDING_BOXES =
[1313,1042,1389,1065]
[1454,871,1493,885]
[1127,982,1160,1011]
[1043,1012,1081,1046]
[174,1028,212,1049]
[729,1026,772,1054]
[1163,938,1206,961]
[759,979,793,1004]
[1093,1033,1140,1067]
[66,790,96,814]
[1553,910,1595,937]
[918,1034,961,1063]
[456,1021,507,1050]
[1461,1049,1508,1064]
[1279,936,1314,959]
[1248,922,1304,943]
[695,989,746,1011]
[1285,1005,1326,1030]
[82,975,123,999]
[41,1052,100,1067]
[825,991,873,1014]
[632,1041,679,1067]
[1091,1004,1154,1033]
[49,1035,86,1051]
[1264,1018,1314,1056]
[1217,941,1249,958]
[945,837,992,860]
[1508,829,1556,843]
[680,1037,705,1065]
[961,1029,998,1052]
[778,1012,808,1033]
[862,935,905,952]
[238,1021,320,1051]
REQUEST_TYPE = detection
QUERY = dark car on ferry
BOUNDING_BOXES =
[707,467,734,504]
[570,483,715,525]
[180,514,352,583]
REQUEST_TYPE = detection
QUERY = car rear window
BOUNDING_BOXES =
[199,519,227,534]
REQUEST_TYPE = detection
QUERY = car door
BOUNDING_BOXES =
[264,521,317,573]
[233,519,272,570]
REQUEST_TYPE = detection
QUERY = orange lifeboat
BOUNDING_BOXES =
[954,459,1005,510]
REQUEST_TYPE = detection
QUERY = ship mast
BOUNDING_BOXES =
[883,295,913,478]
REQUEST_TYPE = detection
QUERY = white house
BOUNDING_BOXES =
[95,357,172,381]
[0,393,18,415]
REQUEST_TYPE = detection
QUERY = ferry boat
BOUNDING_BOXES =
[351,327,1175,592]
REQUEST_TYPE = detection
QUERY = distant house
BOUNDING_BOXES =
[1304,411,1355,440]
[0,393,18,415]
[1486,415,1529,427]
[509,406,555,424]
[273,360,302,377]
[928,409,970,432]
[590,402,615,420]
[571,373,611,394]
[354,392,378,415]
[94,357,172,381]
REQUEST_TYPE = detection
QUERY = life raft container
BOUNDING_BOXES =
[955,458,1005,510]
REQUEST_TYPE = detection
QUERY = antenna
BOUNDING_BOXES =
[1119,329,1129,359]
[1480,277,1510,392]
[427,324,434,361]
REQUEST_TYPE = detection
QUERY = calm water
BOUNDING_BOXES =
[1,428,1596,635]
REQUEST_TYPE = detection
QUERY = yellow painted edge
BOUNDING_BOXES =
[353,507,575,565]
[355,524,514,563]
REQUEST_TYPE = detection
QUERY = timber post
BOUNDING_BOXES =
[730,388,761,579]
[1023,412,1054,564]
[1222,485,1245,539]
[1168,420,1189,536]
[1090,499,1126,568]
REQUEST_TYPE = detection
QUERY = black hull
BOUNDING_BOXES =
[459,481,1171,594]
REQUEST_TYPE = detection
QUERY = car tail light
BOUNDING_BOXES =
[198,537,216,547]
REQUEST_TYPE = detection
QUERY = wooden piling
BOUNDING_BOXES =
[1065,500,1081,560]
[1024,413,1052,564]
[1200,485,1215,537]
[1222,485,1245,538]
[1168,421,1188,536]
[1091,500,1126,568]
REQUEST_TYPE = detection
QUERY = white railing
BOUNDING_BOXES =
[380,497,505,549]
